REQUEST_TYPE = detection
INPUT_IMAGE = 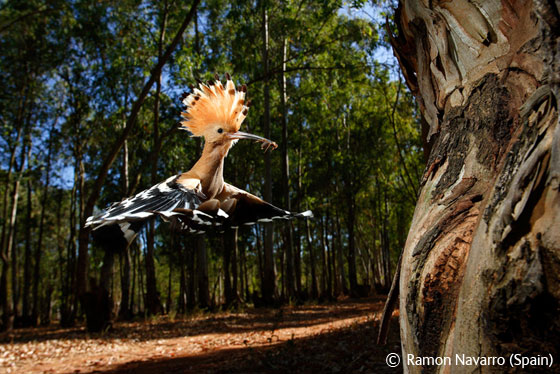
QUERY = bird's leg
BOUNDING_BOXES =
[176,177,206,198]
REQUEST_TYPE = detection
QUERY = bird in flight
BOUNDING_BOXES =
[87,74,312,251]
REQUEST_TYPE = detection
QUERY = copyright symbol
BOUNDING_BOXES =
[386,352,401,367]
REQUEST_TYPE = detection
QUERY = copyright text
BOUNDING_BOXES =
[403,353,554,368]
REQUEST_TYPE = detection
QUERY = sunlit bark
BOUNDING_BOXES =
[392,1,560,372]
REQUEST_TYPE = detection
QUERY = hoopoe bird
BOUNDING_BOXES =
[86,74,312,250]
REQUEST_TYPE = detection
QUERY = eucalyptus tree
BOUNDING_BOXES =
[391,1,560,371]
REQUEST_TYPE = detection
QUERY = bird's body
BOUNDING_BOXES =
[87,74,311,250]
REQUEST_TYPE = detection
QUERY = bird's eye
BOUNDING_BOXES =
[217,128,223,134]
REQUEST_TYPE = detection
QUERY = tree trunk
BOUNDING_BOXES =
[223,232,233,306]
[279,38,296,300]
[391,1,560,372]
[178,241,186,314]
[321,214,332,298]
[186,239,196,310]
[231,229,239,304]
[346,196,358,295]
[144,1,169,317]
[306,219,318,299]
[241,241,249,301]
[10,215,18,323]
[378,189,391,293]
[119,247,132,320]
[41,285,53,326]
[261,4,276,306]
[119,117,132,321]
[61,156,79,327]
[84,249,114,332]
[334,214,347,295]
[22,179,32,325]
[137,245,145,314]
[130,244,137,314]
[1,130,30,330]
[255,227,264,294]
[382,192,392,290]
[10,131,32,324]
[32,124,54,325]
[166,259,172,314]
[293,223,302,296]
[144,228,161,315]
[0,87,26,283]
[196,235,210,309]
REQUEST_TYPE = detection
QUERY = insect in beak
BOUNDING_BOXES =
[227,131,278,152]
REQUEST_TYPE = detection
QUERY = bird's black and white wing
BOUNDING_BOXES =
[168,183,312,232]
[86,174,205,251]
[217,183,313,228]
[87,178,312,251]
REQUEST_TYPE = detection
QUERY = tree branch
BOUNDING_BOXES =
[377,252,402,345]
[0,5,54,35]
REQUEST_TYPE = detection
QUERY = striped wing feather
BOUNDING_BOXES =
[86,175,203,251]
[219,183,313,228]
[87,179,312,252]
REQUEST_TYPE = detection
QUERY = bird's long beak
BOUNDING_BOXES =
[228,131,278,151]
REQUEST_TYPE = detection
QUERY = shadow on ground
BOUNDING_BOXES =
[85,316,402,374]
[1,297,387,344]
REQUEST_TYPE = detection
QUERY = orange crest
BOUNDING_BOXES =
[180,74,250,136]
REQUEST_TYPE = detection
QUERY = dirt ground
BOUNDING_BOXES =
[0,297,402,373]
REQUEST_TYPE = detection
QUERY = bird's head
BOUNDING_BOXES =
[180,74,277,151]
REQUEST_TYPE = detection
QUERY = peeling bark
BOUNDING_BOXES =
[392,1,559,372]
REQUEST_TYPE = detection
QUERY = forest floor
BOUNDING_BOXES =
[0,296,402,374]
